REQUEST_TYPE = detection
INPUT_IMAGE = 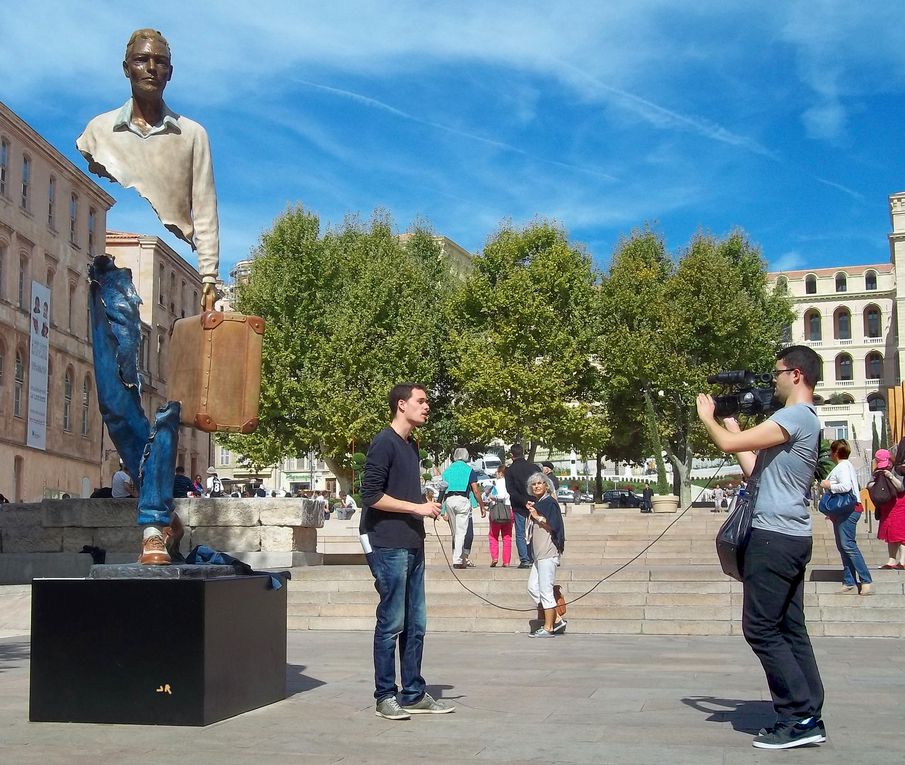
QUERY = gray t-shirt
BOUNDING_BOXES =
[751,403,820,537]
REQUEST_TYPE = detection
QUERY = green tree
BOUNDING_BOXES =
[219,207,454,490]
[598,228,794,506]
[444,220,600,459]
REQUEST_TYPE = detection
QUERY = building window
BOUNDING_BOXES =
[69,193,79,246]
[48,176,56,229]
[825,420,849,440]
[865,270,878,291]
[774,276,788,295]
[0,242,5,300]
[63,369,73,431]
[14,350,25,417]
[87,208,97,255]
[0,138,8,197]
[218,446,231,465]
[158,264,165,305]
[20,154,30,210]
[805,274,817,294]
[68,283,76,333]
[169,272,176,312]
[81,377,91,436]
[868,394,887,412]
[18,255,27,308]
[0,341,5,386]
[866,352,883,380]
[804,309,821,341]
[834,308,851,340]
[864,306,882,338]
[835,353,853,382]
[834,272,847,293]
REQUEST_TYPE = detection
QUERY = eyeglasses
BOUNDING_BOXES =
[772,368,797,378]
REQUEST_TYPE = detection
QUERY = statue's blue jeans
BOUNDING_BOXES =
[89,255,179,527]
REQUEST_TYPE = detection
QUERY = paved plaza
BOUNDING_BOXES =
[1,629,902,764]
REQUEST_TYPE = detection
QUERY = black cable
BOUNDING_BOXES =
[432,459,732,612]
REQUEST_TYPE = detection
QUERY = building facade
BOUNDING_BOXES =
[0,101,115,501]
[105,231,212,483]
[767,191,905,444]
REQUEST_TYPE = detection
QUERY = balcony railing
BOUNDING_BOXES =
[820,404,855,414]
[806,339,823,347]
[835,379,855,387]
[865,337,884,344]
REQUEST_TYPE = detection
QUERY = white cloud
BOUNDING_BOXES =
[770,251,805,272]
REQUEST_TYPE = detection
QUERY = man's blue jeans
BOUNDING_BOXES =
[367,545,427,704]
[513,509,531,565]
[831,510,873,587]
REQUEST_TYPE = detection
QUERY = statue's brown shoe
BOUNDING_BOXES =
[139,532,171,565]
[163,514,185,558]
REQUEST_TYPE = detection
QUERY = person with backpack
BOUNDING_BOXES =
[819,440,872,595]
[868,449,905,570]
[206,467,224,498]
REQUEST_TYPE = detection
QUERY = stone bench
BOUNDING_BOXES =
[0,498,324,584]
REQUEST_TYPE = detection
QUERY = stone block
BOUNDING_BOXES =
[94,526,143,553]
[2,527,64,553]
[79,500,139,528]
[258,500,322,527]
[62,527,96,553]
[189,503,260,527]
[0,506,44,528]
[190,526,261,552]
[293,527,317,552]
[41,500,85,527]
[260,526,294,552]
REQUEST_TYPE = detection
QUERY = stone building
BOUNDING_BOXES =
[104,231,212,482]
[767,191,905,444]
[0,101,115,501]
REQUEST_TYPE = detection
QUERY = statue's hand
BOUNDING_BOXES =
[201,282,219,311]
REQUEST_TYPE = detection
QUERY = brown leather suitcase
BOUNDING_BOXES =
[167,308,264,433]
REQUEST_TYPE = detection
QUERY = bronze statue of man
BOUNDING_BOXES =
[78,29,221,565]
[77,28,219,295]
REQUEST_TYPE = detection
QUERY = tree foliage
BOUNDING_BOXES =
[598,228,794,504]
[445,220,600,457]
[218,207,452,488]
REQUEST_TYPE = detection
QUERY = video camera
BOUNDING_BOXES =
[707,370,780,418]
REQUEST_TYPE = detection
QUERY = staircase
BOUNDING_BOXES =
[294,505,905,636]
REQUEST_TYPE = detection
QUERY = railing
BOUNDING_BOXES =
[819,404,855,414]
[837,338,853,345]
[865,377,881,386]
[865,337,884,344]
[806,339,823,347]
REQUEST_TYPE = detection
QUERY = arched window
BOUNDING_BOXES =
[775,276,788,295]
[805,274,817,294]
[48,175,56,229]
[835,272,847,292]
[834,308,851,340]
[18,254,27,308]
[864,306,882,338]
[69,193,79,246]
[0,241,6,300]
[835,353,853,382]
[81,376,91,436]
[21,154,31,210]
[812,395,824,406]
[63,368,73,431]
[0,339,4,386]
[865,270,878,291]
[866,352,883,380]
[868,394,887,412]
[804,309,821,341]
[169,272,176,312]
[840,393,855,404]
[14,349,25,417]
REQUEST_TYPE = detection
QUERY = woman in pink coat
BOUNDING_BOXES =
[870,449,905,569]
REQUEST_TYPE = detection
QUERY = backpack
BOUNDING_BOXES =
[210,478,224,497]
[868,471,894,507]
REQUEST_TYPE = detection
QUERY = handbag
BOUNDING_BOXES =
[489,499,511,524]
[818,490,857,515]
[715,490,756,582]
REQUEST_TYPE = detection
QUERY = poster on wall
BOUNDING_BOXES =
[26,280,51,450]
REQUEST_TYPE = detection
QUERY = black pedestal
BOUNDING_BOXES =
[29,574,287,725]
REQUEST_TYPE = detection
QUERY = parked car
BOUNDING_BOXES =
[556,487,575,503]
[602,489,641,508]
[579,492,594,503]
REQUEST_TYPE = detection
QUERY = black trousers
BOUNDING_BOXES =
[742,528,825,721]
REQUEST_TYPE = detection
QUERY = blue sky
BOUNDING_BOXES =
[3,1,904,280]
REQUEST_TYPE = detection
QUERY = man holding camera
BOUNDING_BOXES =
[696,345,825,750]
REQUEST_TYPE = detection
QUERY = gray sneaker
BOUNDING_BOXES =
[552,619,568,635]
[375,697,411,720]
[400,692,455,714]
[529,627,555,638]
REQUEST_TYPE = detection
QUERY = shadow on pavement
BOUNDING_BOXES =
[0,640,30,673]
[681,695,774,734]
[286,663,326,696]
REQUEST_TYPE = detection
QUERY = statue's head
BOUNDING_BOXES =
[122,28,172,99]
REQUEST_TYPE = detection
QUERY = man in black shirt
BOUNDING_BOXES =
[505,444,540,568]
[359,382,454,720]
